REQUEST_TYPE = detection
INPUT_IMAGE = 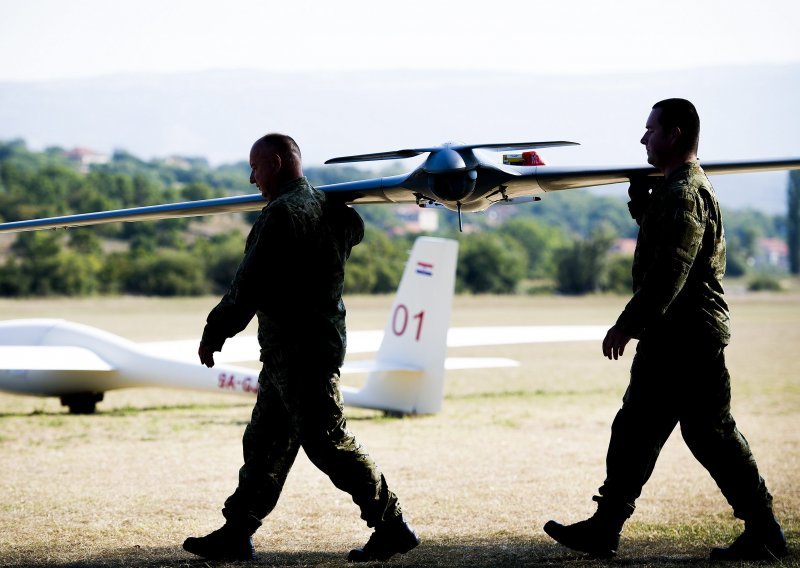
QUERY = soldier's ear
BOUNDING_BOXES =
[270,153,282,171]
[669,126,682,146]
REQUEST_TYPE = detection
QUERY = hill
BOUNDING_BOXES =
[1,65,798,213]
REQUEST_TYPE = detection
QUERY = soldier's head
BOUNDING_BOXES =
[641,98,700,175]
[249,133,303,199]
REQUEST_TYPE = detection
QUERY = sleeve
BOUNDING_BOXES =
[325,198,365,251]
[343,204,365,250]
[201,207,295,351]
[615,191,704,337]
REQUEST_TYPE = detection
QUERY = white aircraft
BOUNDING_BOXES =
[0,236,607,415]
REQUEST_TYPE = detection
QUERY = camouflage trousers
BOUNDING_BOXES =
[222,347,401,533]
[598,333,774,521]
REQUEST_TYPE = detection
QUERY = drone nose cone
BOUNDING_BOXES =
[423,148,466,174]
[427,169,478,203]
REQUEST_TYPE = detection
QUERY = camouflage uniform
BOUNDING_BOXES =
[598,160,774,520]
[201,177,401,533]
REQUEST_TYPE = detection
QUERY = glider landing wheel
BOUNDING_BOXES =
[60,392,104,414]
[382,410,408,419]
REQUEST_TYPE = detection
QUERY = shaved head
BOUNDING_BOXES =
[250,132,303,199]
[249,133,304,199]
[253,133,302,171]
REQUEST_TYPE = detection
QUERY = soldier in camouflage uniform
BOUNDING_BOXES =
[183,133,419,562]
[544,99,787,561]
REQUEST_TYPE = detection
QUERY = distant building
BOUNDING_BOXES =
[162,156,192,170]
[482,205,517,226]
[751,237,789,270]
[66,147,109,173]
[610,238,637,256]
[390,205,439,234]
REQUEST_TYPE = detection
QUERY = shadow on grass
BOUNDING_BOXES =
[5,536,792,568]
[0,404,408,421]
[0,401,254,419]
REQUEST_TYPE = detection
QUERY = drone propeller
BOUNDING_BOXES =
[324,149,428,164]
[324,141,579,165]
[451,141,579,152]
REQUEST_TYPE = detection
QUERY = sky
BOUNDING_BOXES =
[1,0,799,81]
[1,0,799,214]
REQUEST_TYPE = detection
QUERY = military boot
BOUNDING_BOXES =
[183,523,255,561]
[543,497,633,558]
[347,515,420,562]
[710,510,788,561]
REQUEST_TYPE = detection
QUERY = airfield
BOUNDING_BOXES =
[0,292,798,567]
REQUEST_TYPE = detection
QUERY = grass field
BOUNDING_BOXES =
[0,292,798,567]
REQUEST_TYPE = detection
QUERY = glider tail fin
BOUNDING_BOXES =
[342,236,459,415]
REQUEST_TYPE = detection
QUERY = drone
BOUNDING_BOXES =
[0,141,799,234]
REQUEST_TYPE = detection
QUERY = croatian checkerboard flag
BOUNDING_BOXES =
[416,261,433,276]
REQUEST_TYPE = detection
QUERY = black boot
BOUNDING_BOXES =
[543,497,632,558]
[183,523,255,561]
[710,511,788,561]
[348,515,420,562]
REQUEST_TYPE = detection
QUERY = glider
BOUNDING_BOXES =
[0,236,607,415]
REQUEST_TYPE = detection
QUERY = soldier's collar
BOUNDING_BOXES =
[273,176,310,198]
[664,160,699,183]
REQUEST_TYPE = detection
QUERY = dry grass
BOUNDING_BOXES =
[0,292,798,567]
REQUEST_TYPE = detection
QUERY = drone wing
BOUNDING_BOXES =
[0,173,417,233]
[1,146,799,234]
[324,141,580,164]
[502,157,800,195]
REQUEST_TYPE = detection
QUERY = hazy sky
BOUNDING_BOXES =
[1,0,799,82]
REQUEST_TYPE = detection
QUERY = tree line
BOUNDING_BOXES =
[0,139,794,298]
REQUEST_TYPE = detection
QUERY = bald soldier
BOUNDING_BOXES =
[183,133,419,562]
[544,99,787,561]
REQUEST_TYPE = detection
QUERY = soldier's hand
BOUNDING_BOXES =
[628,176,655,201]
[602,325,632,360]
[198,343,216,368]
[627,177,655,222]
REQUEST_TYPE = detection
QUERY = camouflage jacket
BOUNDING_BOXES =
[201,177,365,365]
[616,160,731,344]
